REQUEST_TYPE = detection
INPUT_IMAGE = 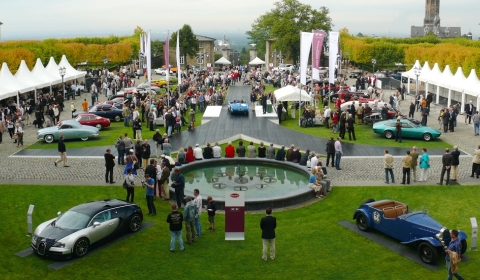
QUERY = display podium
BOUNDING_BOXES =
[225,191,245,240]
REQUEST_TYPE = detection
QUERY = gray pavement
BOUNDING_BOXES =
[1,73,479,187]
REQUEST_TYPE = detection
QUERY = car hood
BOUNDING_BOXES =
[38,222,79,241]
[38,126,59,134]
[402,211,444,231]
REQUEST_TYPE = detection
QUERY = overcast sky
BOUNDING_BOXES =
[0,0,478,41]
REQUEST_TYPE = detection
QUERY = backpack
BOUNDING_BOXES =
[115,139,120,149]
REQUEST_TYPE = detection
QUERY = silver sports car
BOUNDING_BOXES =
[31,199,143,258]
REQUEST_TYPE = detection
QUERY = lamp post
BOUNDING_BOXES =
[59,66,66,100]
[345,52,349,74]
[414,66,422,97]
[371,58,376,74]
[0,22,3,42]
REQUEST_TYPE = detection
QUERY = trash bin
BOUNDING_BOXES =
[290,108,296,119]
[281,111,287,121]
[266,100,272,113]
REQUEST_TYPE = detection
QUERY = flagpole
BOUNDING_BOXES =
[166,30,170,108]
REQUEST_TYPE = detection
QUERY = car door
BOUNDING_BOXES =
[87,210,120,244]
[59,124,76,138]
[402,122,415,138]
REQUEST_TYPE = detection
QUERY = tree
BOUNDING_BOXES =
[246,0,332,64]
[170,24,199,66]
[238,47,249,65]
[356,33,365,38]
[150,40,164,58]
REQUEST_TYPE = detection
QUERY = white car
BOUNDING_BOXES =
[275,63,294,73]
[154,68,167,75]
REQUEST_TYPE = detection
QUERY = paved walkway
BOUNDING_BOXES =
[1,75,479,186]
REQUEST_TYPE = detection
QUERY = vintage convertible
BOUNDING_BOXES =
[353,199,467,264]
[227,100,249,115]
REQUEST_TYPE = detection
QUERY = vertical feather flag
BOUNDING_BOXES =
[164,31,169,81]
[176,31,181,87]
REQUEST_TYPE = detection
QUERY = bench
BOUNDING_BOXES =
[371,200,408,219]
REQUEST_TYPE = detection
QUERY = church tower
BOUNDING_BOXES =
[424,0,440,26]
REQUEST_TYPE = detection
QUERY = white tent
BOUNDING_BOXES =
[58,55,86,80]
[15,60,51,89]
[32,58,61,86]
[464,69,480,97]
[45,57,68,83]
[274,85,311,101]
[249,57,265,65]
[401,60,422,80]
[450,67,467,93]
[439,65,454,89]
[0,84,17,101]
[418,61,431,83]
[214,57,231,65]
[0,62,34,95]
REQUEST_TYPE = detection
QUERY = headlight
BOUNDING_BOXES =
[52,241,66,248]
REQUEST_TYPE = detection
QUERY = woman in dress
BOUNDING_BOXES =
[419,148,430,182]
[125,168,135,202]
[124,149,138,175]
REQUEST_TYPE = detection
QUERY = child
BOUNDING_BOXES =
[206,196,217,231]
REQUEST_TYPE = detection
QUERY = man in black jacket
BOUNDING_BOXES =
[166,204,184,252]
[260,207,277,261]
[346,114,356,141]
[438,148,453,185]
[141,139,151,171]
[104,149,116,184]
[54,135,68,167]
[326,137,335,167]
[451,146,461,181]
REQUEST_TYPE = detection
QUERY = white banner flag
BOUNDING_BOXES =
[146,31,151,84]
[176,31,182,86]
[328,32,339,84]
[300,32,313,85]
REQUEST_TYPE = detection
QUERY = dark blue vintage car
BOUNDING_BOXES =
[227,100,249,116]
[353,199,467,264]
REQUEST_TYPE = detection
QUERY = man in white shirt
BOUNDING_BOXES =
[334,137,343,170]
[212,142,222,158]
[310,152,318,170]
[193,189,202,237]
[194,144,203,160]
[324,107,331,129]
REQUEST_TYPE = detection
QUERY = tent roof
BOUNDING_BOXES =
[0,62,34,95]
[0,84,17,100]
[450,67,467,93]
[32,58,61,85]
[45,57,65,84]
[59,55,86,80]
[249,57,265,65]
[401,60,422,80]
[274,85,310,101]
[418,61,431,83]
[214,57,231,65]
[439,65,454,88]
[427,63,443,85]
[464,69,480,97]
[14,60,51,89]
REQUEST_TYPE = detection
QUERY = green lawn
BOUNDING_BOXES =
[1,185,477,279]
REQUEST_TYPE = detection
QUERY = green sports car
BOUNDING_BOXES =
[373,119,441,141]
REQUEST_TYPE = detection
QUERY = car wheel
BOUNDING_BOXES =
[129,214,143,232]
[80,137,89,141]
[114,115,121,122]
[73,238,89,258]
[356,213,369,231]
[384,131,393,139]
[461,239,467,254]
[95,124,103,130]
[422,133,432,141]
[44,134,54,143]
[418,242,438,264]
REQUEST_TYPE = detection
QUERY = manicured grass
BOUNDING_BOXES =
[265,85,450,149]
[1,184,478,279]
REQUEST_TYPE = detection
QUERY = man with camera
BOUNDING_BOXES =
[142,173,156,215]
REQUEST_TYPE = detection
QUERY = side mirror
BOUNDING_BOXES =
[57,211,61,217]
[93,222,101,227]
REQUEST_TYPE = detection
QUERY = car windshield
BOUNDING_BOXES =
[56,210,91,229]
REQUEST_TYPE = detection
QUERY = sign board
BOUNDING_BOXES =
[27,204,34,236]
[225,191,245,240]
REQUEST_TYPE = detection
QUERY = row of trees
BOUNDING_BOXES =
[341,32,480,75]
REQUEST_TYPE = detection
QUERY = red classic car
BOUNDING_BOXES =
[74,113,111,130]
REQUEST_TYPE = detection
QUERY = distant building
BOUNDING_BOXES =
[410,0,461,38]
[168,34,215,69]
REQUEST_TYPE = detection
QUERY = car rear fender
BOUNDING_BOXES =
[402,236,442,247]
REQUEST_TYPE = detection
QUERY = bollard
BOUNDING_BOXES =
[470,217,477,251]
[27,205,34,237]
